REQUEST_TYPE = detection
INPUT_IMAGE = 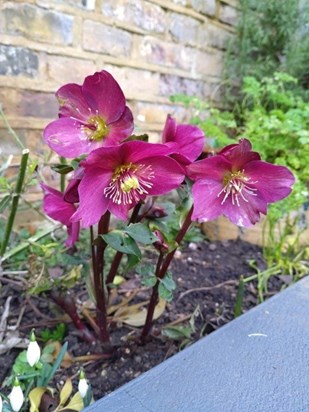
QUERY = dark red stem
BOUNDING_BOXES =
[141,206,193,341]
[50,290,96,344]
[93,212,111,343]
[140,252,163,342]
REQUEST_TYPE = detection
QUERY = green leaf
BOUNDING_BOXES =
[160,273,176,292]
[40,342,68,386]
[51,164,74,175]
[125,223,157,244]
[102,231,141,258]
[0,194,11,213]
[162,325,193,340]
[158,282,173,302]
[125,254,140,272]
[142,275,157,288]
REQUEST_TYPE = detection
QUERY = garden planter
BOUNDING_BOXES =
[85,276,309,412]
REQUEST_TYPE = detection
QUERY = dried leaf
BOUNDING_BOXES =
[59,392,84,411]
[113,298,166,327]
[29,387,46,412]
[59,379,73,407]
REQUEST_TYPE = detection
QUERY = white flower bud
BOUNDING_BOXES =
[9,378,24,412]
[26,329,41,367]
[0,394,3,412]
[78,370,89,398]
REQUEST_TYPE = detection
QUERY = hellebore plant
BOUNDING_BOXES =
[42,70,295,348]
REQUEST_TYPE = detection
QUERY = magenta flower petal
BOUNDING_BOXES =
[44,117,94,158]
[66,220,80,247]
[72,141,185,226]
[186,155,230,181]
[162,115,205,164]
[82,71,126,124]
[244,161,295,203]
[44,70,134,158]
[219,138,261,169]
[188,139,295,227]
[222,191,267,227]
[41,183,80,246]
[191,181,223,222]
[139,156,185,195]
[121,140,176,163]
[64,167,84,204]
[56,83,91,121]
[71,171,112,228]
[105,106,134,144]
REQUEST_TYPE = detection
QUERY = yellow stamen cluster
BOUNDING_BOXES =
[83,115,109,141]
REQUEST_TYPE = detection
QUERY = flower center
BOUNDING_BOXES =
[218,170,258,207]
[83,115,109,142]
[104,163,154,205]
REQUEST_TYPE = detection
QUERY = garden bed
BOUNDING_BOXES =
[0,237,286,401]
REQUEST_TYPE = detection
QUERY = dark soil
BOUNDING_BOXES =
[0,239,284,401]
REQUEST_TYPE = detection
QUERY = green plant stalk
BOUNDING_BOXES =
[141,206,193,340]
[93,212,111,343]
[234,275,245,318]
[1,224,59,263]
[0,106,25,150]
[60,156,66,192]
[0,149,29,259]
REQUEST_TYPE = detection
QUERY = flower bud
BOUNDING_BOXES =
[26,329,41,367]
[0,394,3,412]
[153,230,169,253]
[145,206,168,219]
[9,378,24,412]
[78,369,89,398]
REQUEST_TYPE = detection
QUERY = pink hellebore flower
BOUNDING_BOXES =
[187,139,295,227]
[162,115,205,165]
[41,183,80,247]
[72,141,185,227]
[43,70,134,158]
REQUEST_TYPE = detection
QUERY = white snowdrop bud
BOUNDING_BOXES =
[0,394,3,412]
[9,378,24,412]
[78,369,89,398]
[26,329,41,367]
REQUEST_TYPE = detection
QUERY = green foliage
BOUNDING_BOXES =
[175,74,309,223]
[158,271,176,302]
[224,0,309,102]
[40,323,67,343]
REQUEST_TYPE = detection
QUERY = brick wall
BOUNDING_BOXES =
[0,0,238,157]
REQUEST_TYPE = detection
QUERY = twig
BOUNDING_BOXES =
[0,296,12,341]
[26,297,55,321]
[81,307,100,336]
[177,279,238,302]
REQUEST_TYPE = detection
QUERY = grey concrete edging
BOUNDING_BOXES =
[85,276,309,412]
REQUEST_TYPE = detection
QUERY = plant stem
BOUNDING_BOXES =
[93,212,111,343]
[60,156,66,192]
[0,149,29,260]
[141,206,193,340]
[106,203,142,286]
[50,290,96,344]
[0,106,25,150]
[140,252,163,342]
